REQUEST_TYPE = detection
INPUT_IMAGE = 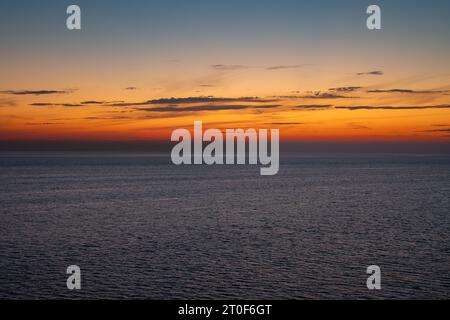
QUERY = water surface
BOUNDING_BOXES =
[0,152,449,299]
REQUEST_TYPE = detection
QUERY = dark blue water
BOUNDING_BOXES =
[0,152,449,299]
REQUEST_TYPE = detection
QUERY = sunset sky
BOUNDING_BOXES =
[1,0,450,150]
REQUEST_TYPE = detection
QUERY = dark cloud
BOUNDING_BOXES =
[150,96,268,104]
[30,103,54,106]
[124,87,138,90]
[335,105,450,110]
[302,92,358,99]
[31,101,128,107]
[81,100,126,105]
[210,64,252,71]
[30,103,82,107]
[137,105,250,112]
[273,92,357,99]
[356,71,384,76]
[1,90,72,95]
[367,89,450,94]
[110,96,276,106]
[25,122,64,125]
[253,104,283,109]
[294,105,333,110]
[29,96,279,108]
[293,104,450,111]
[329,86,363,92]
[81,101,107,105]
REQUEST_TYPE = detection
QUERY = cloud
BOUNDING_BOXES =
[273,92,357,99]
[124,87,138,90]
[136,103,281,113]
[356,71,384,76]
[28,96,279,109]
[301,92,358,99]
[253,104,283,109]
[81,101,107,105]
[210,64,252,71]
[109,96,276,106]
[57,103,82,107]
[25,122,64,125]
[292,104,450,111]
[265,64,309,70]
[151,96,270,104]
[329,86,363,92]
[335,105,450,110]
[136,104,251,112]
[422,128,450,133]
[80,100,125,105]
[367,89,450,94]
[1,90,72,95]
[294,104,333,110]
[30,102,82,107]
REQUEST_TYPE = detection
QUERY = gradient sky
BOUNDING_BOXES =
[1,0,450,148]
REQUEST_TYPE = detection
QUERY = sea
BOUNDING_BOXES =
[0,152,449,299]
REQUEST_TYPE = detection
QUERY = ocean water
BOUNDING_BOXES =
[0,152,449,299]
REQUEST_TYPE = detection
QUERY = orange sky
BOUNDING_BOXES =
[1,74,450,143]
[1,1,450,146]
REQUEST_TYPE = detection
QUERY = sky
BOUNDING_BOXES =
[1,0,450,151]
